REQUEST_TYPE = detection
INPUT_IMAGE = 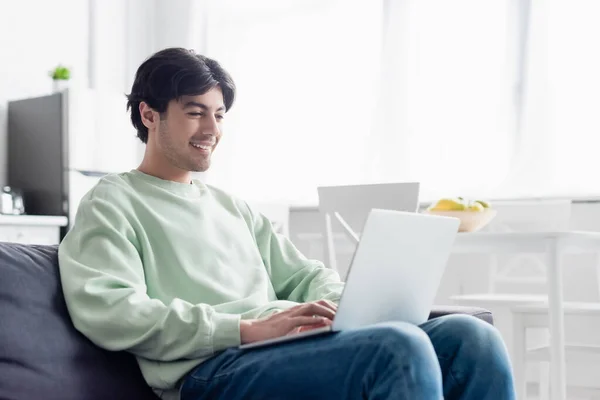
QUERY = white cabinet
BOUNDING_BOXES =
[0,215,68,245]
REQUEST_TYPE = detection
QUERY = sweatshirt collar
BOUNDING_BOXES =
[127,170,207,197]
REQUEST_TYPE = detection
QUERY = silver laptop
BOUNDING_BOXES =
[240,209,460,350]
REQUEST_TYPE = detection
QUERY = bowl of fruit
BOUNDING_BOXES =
[424,198,497,233]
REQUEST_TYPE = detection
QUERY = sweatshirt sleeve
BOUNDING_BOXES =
[58,192,241,362]
[244,203,345,304]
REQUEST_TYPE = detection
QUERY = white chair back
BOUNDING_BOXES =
[483,200,572,292]
[317,182,420,275]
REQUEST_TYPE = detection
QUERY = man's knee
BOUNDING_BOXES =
[437,314,503,346]
[351,321,439,366]
[434,314,510,365]
[345,322,442,390]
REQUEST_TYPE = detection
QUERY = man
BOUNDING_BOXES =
[58,48,515,400]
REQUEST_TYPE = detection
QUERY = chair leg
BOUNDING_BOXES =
[512,312,528,400]
[323,213,337,271]
[488,253,499,293]
[595,252,600,302]
[539,361,551,400]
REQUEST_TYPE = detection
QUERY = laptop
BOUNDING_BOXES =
[239,208,460,350]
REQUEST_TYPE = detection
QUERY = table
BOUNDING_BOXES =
[452,231,600,400]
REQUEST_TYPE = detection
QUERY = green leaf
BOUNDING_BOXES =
[50,65,71,80]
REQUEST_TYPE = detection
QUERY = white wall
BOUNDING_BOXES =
[0,0,89,186]
[88,0,127,92]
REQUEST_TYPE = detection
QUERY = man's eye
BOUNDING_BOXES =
[216,115,224,121]
[188,112,203,117]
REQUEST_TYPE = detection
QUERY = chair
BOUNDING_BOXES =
[512,289,600,399]
[450,200,572,326]
[317,182,420,277]
[450,200,600,399]
[454,200,571,302]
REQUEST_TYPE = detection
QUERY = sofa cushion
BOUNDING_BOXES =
[429,305,494,325]
[0,242,158,400]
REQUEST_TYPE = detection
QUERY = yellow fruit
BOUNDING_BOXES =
[430,198,466,211]
[474,200,491,209]
[467,202,485,212]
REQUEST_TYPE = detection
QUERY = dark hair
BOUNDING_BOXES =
[126,48,236,143]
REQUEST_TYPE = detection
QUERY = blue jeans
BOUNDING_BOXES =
[180,315,515,399]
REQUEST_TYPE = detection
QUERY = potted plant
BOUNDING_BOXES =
[49,65,71,92]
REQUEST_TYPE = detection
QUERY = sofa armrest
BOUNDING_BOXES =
[429,305,494,325]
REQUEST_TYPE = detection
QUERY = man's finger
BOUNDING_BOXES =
[290,303,336,320]
[285,316,331,331]
[306,302,336,319]
[289,321,332,335]
[316,299,337,312]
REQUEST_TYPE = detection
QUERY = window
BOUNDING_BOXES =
[510,0,600,198]
[373,0,513,202]
[194,0,600,203]
[203,0,382,203]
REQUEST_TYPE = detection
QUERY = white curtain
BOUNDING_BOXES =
[200,0,382,203]
[371,0,514,202]
[506,0,600,198]
[195,0,516,203]
[147,0,600,203]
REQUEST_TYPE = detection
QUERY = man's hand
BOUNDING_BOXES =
[240,300,338,344]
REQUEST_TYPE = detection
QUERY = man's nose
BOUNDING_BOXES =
[203,115,220,136]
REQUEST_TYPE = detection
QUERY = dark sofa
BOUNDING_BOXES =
[0,242,492,400]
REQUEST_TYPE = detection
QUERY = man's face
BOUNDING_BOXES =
[156,87,225,172]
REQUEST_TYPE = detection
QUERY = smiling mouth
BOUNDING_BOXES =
[190,143,212,151]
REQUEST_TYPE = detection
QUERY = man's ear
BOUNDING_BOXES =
[139,102,159,130]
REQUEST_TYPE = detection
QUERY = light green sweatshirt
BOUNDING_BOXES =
[58,170,344,399]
